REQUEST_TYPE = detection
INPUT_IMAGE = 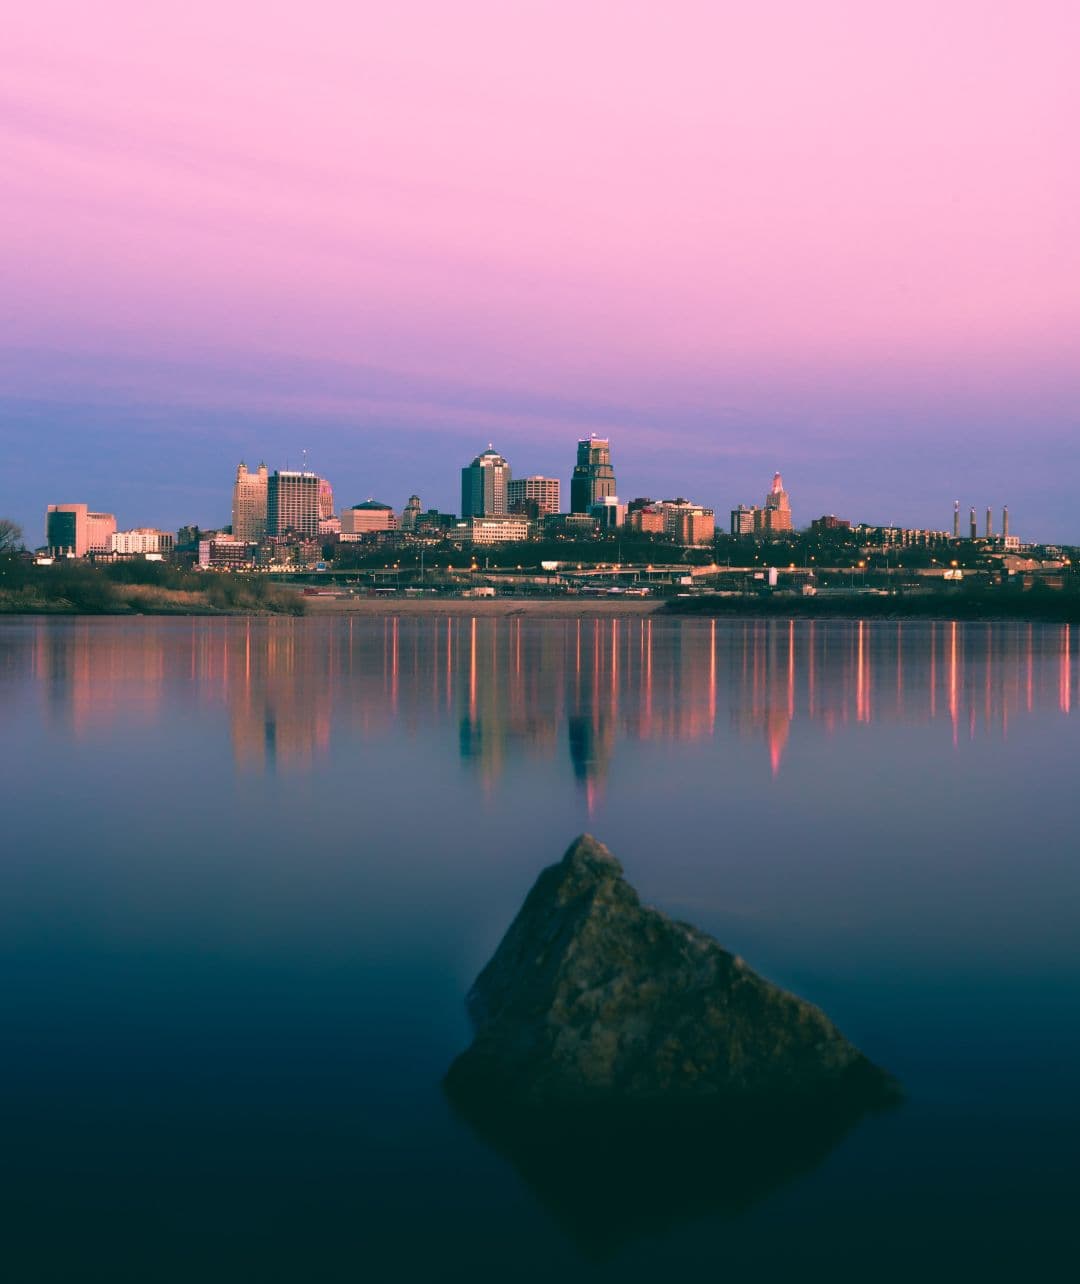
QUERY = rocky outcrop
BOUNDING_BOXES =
[447,834,895,1108]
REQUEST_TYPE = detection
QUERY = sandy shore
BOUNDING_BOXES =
[301,595,664,618]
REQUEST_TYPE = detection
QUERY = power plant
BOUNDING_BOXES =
[952,502,1013,541]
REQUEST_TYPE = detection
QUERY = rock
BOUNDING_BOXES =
[447,833,896,1108]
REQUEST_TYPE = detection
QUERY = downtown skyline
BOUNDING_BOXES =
[4,1,1078,541]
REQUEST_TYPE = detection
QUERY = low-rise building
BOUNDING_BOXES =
[110,528,175,556]
[673,506,715,545]
[628,505,667,535]
[198,537,257,569]
[810,514,851,533]
[590,496,626,530]
[466,515,532,544]
[341,501,398,535]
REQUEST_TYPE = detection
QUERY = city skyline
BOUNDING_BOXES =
[4,2,1078,543]
[33,438,1031,553]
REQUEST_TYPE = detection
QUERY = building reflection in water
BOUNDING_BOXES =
[14,616,1079,788]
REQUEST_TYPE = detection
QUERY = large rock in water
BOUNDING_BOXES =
[447,834,894,1108]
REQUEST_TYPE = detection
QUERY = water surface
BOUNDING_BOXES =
[2,616,1078,1280]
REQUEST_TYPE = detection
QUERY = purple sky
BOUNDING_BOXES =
[4,1,1078,543]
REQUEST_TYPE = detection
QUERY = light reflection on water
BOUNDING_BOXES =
[1,615,1079,1281]
[8,615,1077,787]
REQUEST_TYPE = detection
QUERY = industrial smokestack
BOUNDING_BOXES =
[969,506,977,540]
[986,506,993,538]
[1003,506,1009,538]
[953,500,960,540]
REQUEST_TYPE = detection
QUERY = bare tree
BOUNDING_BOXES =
[0,518,24,553]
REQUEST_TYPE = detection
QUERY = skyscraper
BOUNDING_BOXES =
[760,472,792,534]
[461,448,511,518]
[318,477,335,522]
[232,462,268,540]
[570,436,616,513]
[267,470,320,538]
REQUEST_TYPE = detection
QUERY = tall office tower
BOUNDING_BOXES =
[1002,506,1010,538]
[232,462,269,540]
[508,476,561,516]
[570,436,616,513]
[46,503,89,556]
[761,472,793,534]
[401,495,423,530]
[86,512,117,553]
[985,507,993,538]
[461,447,511,518]
[969,506,977,539]
[318,478,335,522]
[267,470,320,537]
[953,500,960,539]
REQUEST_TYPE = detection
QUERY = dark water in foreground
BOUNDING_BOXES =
[2,615,1078,1281]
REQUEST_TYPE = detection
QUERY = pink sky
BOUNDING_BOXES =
[3,1,1079,535]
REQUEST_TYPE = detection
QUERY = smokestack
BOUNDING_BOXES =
[969,506,977,540]
[953,499,960,540]
[1003,506,1009,538]
[986,506,993,538]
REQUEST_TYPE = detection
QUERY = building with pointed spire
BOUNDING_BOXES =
[759,472,792,535]
[318,477,335,522]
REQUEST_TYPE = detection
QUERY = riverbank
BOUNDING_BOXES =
[663,591,1080,623]
[301,595,662,618]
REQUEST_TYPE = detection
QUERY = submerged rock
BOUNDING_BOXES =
[447,834,895,1108]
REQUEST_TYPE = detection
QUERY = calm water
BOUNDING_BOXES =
[2,615,1078,1281]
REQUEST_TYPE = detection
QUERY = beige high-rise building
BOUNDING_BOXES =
[508,476,561,516]
[318,477,335,521]
[232,462,269,541]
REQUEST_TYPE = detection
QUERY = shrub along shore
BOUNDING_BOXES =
[0,559,304,615]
